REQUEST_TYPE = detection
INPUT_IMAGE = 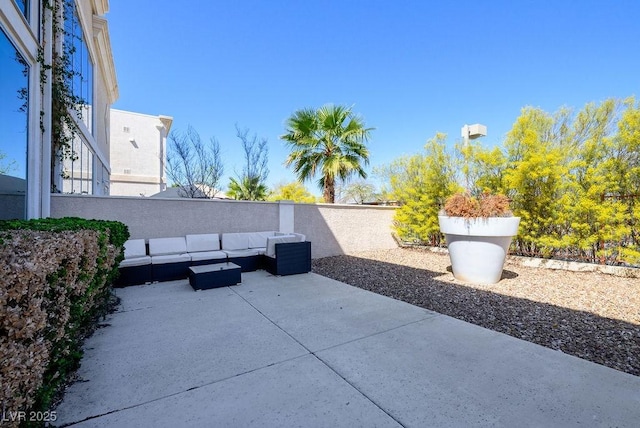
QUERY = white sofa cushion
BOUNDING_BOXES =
[120,255,151,268]
[274,232,306,241]
[221,233,250,251]
[266,234,300,257]
[149,237,188,256]
[247,231,276,249]
[222,249,261,258]
[190,250,227,262]
[123,239,147,259]
[186,233,220,252]
[151,253,191,265]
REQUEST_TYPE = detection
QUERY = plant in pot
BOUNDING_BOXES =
[438,192,520,284]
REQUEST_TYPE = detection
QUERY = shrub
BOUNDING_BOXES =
[388,134,458,245]
[0,217,128,426]
[386,97,640,265]
[443,192,512,218]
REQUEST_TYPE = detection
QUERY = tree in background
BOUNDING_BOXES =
[558,99,625,263]
[600,98,640,263]
[502,98,640,263]
[377,97,640,265]
[456,139,507,195]
[501,107,570,257]
[281,104,373,203]
[228,125,269,201]
[374,98,640,265]
[388,133,458,245]
[0,150,17,175]
[228,176,269,201]
[337,180,378,204]
[267,181,319,203]
[166,126,224,198]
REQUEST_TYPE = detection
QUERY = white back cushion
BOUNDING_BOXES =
[123,239,147,259]
[221,233,250,250]
[248,231,276,248]
[186,233,220,252]
[148,237,187,256]
[266,234,299,257]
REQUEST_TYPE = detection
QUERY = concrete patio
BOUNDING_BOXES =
[54,271,640,427]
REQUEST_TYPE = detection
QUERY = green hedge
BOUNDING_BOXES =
[0,217,129,248]
[0,217,129,426]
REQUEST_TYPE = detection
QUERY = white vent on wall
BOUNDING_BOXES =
[123,169,131,174]
[123,126,130,133]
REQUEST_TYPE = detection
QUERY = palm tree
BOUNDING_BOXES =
[281,104,373,203]
[227,176,269,201]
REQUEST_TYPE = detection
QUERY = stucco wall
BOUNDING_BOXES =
[50,195,279,239]
[0,194,25,220]
[294,203,398,258]
[50,195,398,258]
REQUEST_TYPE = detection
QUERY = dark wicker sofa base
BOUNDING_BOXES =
[264,241,311,276]
[116,241,311,286]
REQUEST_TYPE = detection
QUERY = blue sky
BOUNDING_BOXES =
[108,0,640,194]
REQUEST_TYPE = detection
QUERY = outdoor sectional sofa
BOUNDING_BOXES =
[115,231,310,287]
[116,238,152,287]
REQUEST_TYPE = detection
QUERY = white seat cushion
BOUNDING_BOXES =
[222,249,261,258]
[190,250,227,262]
[186,233,220,252]
[221,233,250,250]
[123,239,147,259]
[151,253,191,265]
[149,237,188,256]
[119,255,151,268]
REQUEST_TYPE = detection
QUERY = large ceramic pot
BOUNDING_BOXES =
[438,216,520,284]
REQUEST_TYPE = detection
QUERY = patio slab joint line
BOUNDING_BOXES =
[311,314,440,355]
[56,353,313,427]
[229,286,434,428]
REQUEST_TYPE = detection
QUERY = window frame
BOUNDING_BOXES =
[0,0,42,219]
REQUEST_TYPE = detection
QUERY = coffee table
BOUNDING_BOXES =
[188,262,241,290]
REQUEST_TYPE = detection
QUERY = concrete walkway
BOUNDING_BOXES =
[54,271,640,427]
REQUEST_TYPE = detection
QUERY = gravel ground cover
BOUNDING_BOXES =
[312,247,640,377]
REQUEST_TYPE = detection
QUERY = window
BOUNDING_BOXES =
[13,0,29,21]
[64,0,93,132]
[55,0,97,195]
[62,134,93,194]
[98,163,110,195]
[0,27,29,219]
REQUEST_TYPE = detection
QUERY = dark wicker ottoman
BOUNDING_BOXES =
[188,262,241,290]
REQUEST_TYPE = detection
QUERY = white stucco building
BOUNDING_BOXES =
[109,109,172,197]
[0,0,118,219]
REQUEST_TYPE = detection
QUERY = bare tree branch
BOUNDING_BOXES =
[228,125,269,200]
[166,126,224,198]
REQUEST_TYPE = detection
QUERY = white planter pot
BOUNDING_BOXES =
[438,216,520,284]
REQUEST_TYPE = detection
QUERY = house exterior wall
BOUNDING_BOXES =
[109,109,173,197]
[0,0,118,220]
[50,195,398,258]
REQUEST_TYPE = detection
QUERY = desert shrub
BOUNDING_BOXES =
[389,134,458,245]
[443,192,511,218]
[0,217,128,426]
[385,97,640,266]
